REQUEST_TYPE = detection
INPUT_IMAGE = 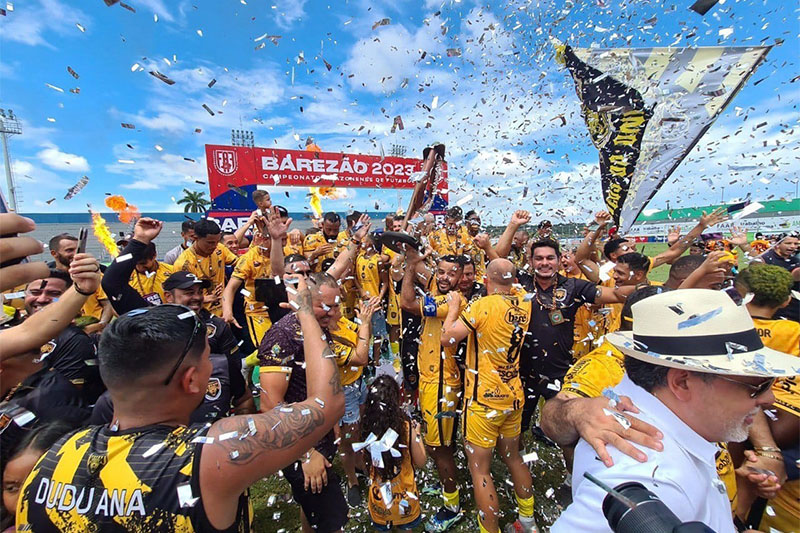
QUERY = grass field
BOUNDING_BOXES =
[249,430,570,532]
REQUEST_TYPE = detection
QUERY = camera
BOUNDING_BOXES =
[603,482,716,533]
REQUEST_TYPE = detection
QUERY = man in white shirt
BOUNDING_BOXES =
[552,289,798,533]
[163,220,196,265]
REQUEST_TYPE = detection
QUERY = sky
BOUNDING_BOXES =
[1,0,798,225]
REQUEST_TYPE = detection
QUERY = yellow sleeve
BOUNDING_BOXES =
[94,279,108,301]
[561,353,625,398]
[223,246,238,266]
[232,254,251,281]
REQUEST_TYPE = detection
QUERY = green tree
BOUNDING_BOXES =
[176,189,210,213]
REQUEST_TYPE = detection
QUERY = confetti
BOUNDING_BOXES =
[64,176,89,200]
[149,70,175,85]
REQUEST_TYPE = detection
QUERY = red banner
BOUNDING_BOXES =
[205,145,448,201]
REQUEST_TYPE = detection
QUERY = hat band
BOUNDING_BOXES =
[633,329,763,357]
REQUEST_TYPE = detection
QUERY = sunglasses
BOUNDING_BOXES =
[714,375,776,398]
[125,304,205,386]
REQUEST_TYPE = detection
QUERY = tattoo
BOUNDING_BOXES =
[295,288,313,314]
[211,404,325,466]
[323,346,343,395]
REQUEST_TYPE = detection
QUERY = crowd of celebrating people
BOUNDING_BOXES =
[0,188,798,533]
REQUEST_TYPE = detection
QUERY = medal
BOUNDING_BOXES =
[548,309,565,326]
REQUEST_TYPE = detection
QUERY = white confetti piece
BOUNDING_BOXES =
[218,431,239,441]
[143,442,165,458]
[177,310,195,320]
[522,452,539,463]
[177,483,199,507]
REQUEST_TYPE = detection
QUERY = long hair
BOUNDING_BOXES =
[361,375,408,482]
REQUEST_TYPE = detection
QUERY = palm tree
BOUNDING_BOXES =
[177,189,210,213]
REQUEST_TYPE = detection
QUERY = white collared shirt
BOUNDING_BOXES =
[551,375,735,533]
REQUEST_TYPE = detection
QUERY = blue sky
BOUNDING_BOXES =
[1,0,798,225]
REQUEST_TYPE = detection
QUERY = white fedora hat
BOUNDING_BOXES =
[607,289,800,377]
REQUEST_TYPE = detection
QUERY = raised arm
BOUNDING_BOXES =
[650,207,728,268]
[575,212,610,264]
[201,276,345,529]
[265,207,288,278]
[234,211,259,246]
[494,210,530,258]
[102,218,164,314]
[326,214,371,281]
[400,247,425,314]
[0,253,101,359]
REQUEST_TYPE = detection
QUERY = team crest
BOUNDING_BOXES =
[213,149,238,176]
[554,288,567,302]
[86,453,107,475]
[206,323,217,339]
[205,378,222,401]
[38,341,56,362]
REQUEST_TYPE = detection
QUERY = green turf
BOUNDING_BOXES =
[249,430,570,532]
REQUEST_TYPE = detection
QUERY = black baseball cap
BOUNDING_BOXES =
[538,220,552,229]
[163,272,211,291]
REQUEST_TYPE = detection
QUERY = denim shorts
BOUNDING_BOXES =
[371,309,388,339]
[340,377,367,425]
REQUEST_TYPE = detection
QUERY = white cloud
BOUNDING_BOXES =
[272,0,308,30]
[134,0,175,22]
[36,143,90,172]
[121,180,162,190]
[2,0,90,47]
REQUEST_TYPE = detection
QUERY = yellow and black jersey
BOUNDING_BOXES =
[356,252,382,300]
[17,423,249,532]
[129,262,174,306]
[418,291,464,387]
[367,422,420,527]
[382,247,402,327]
[330,316,363,386]
[80,280,109,321]
[561,340,625,398]
[174,245,238,315]
[460,293,532,411]
[427,226,472,258]
[232,247,275,318]
[753,317,800,417]
[303,231,349,272]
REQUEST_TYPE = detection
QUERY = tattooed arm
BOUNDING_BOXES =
[199,276,345,530]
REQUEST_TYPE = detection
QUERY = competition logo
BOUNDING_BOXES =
[213,149,238,176]
[554,288,567,302]
[205,378,222,401]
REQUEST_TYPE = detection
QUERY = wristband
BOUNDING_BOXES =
[74,285,95,296]
[754,450,782,461]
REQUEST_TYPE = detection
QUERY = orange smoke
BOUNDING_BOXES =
[308,186,347,217]
[104,195,140,224]
[91,211,119,258]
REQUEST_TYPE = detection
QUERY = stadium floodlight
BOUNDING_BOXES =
[0,110,23,211]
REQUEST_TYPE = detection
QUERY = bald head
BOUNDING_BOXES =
[486,259,516,290]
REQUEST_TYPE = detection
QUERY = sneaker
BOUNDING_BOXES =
[420,482,442,496]
[346,484,361,507]
[504,519,540,533]
[529,425,557,448]
[425,506,462,532]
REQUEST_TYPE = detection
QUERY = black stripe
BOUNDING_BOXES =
[633,329,763,356]
[437,351,446,445]
[470,328,480,402]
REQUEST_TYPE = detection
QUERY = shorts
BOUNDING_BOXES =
[463,400,522,448]
[372,513,422,531]
[419,381,461,447]
[282,459,348,533]
[340,377,368,426]
[246,314,272,347]
[371,309,389,339]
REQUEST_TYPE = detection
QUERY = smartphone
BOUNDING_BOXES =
[77,227,88,254]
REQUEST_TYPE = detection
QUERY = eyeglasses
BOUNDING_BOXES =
[714,375,776,398]
[125,304,204,386]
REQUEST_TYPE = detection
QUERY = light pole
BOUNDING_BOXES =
[0,109,22,212]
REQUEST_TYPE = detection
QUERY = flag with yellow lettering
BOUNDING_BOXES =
[558,43,770,233]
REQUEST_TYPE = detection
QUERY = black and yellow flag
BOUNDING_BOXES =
[558,43,770,233]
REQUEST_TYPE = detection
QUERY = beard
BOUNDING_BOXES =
[720,408,760,443]
[55,253,72,267]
